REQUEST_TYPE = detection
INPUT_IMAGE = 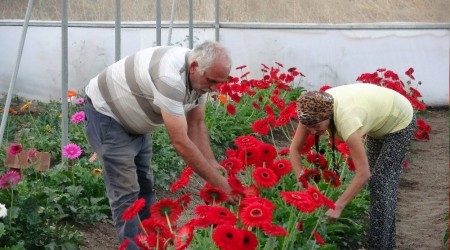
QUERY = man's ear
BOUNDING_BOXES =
[189,61,199,73]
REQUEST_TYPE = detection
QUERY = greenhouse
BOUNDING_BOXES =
[0,1,448,249]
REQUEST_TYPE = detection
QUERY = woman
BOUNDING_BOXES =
[289,83,416,250]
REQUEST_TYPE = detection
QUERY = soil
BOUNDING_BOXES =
[78,109,449,250]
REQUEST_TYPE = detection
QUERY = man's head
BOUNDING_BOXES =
[296,91,334,128]
[188,41,232,94]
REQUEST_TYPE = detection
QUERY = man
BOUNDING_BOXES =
[83,41,234,248]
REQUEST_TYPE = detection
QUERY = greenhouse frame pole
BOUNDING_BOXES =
[115,0,121,61]
[188,0,193,48]
[167,0,177,45]
[0,0,35,149]
[156,0,161,46]
[215,0,219,41]
[61,0,69,158]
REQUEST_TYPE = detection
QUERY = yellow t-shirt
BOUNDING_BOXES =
[326,84,414,141]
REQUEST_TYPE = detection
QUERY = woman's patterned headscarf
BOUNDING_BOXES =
[296,91,334,126]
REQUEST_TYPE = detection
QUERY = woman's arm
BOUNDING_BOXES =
[289,123,310,180]
[325,128,372,219]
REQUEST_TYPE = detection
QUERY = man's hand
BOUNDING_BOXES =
[325,206,343,222]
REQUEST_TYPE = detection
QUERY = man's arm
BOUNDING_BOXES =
[161,107,231,193]
[185,104,221,169]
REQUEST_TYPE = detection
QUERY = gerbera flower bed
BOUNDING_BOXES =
[117,64,430,249]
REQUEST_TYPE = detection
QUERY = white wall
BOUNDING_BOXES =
[0,22,448,106]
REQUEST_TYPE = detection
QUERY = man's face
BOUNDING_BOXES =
[189,60,230,94]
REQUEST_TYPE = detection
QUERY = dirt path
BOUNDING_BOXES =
[396,109,449,250]
[79,110,449,250]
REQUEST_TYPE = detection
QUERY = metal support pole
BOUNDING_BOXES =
[0,0,35,149]
[61,0,69,158]
[167,0,177,45]
[156,0,161,46]
[115,0,121,61]
[188,0,193,48]
[215,0,219,41]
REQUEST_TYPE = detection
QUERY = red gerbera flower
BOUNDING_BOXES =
[238,229,258,250]
[252,101,261,110]
[251,118,271,135]
[319,85,332,92]
[296,220,304,232]
[240,203,273,227]
[234,135,261,148]
[322,169,341,188]
[226,103,236,115]
[261,223,288,236]
[220,157,245,175]
[194,205,237,225]
[278,147,290,156]
[240,196,276,214]
[258,143,278,164]
[134,234,164,250]
[199,183,228,205]
[150,198,183,226]
[306,152,328,169]
[306,186,336,209]
[298,168,320,188]
[346,157,356,171]
[242,184,260,197]
[405,67,415,80]
[212,224,243,250]
[301,134,315,153]
[280,191,319,213]
[270,159,292,177]
[313,231,326,245]
[252,167,279,188]
[121,198,146,221]
[141,217,174,239]
[175,193,191,209]
[237,146,262,166]
[118,239,130,250]
[8,143,23,156]
[228,175,245,193]
[170,166,193,193]
[175,223,194,250]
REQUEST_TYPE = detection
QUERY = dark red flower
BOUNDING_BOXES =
[8,143,23,156]
[121,198,146,221]
[226,103,236,115]
[199,182,228,205]
[346,157,356,171]
[252,101,261,110]
[150,198,183,226]
[235,65,247,70]
[298,168,321,188]
[306,152,328,169]
[296,221,304,232]
[212,224,243,250]
[228,175,245,193]
[313,231,326,245]
[238,229,258,250]
[322,169,341,188]
[252,167,279,188]
[280,191,318,213]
